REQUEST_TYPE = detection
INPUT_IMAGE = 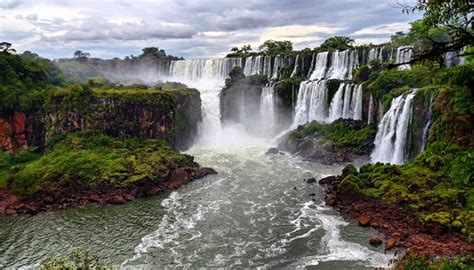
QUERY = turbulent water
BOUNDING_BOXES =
[371,90,418,164]
[0,59,398,269]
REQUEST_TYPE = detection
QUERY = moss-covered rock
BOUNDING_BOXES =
[45,84,201,150]
[278,119,376,164]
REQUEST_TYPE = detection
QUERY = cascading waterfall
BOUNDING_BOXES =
[420,96,433,152]
[291,55,300,77]
[309,52,329,80]
[371,90,418,164]
[272,55,283,80]
[328,83,363,122]
[260,85,277,134]
[367,94,374,124]
[294,81,364,126]
[395,46,413,70]
[293,80,329,125]
[306,53,316,78]
[170,58,242,81]
[325,50,359,80]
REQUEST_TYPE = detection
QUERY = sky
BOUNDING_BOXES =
[0,0,421,59]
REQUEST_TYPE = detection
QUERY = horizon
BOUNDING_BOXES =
[0,0,421,60]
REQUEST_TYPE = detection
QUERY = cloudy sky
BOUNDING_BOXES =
[0,0,421,59]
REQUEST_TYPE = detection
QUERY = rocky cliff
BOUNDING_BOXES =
[0,85,202,152]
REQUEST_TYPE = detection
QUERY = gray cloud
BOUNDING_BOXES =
[41,20,196,42]
[0,0,421,59]
[0,0,21,9]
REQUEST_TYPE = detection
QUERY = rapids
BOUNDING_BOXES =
[0,60,396,269]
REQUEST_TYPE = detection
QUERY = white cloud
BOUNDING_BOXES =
[352,22,411,36]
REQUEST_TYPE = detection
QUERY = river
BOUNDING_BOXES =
[0,78,394,269]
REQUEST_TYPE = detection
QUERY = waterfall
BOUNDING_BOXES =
[325,50,359,80]
[169,58,242,81]
[371,90,418,164]
[368,47,384,65]
[309,52,329,80]
[293,80,329,125]
[420,96,433,152]
[291,55,300,77]
[260,86,276,135]
[263,56,272,78]
[272,55,283,80]
[395,46,413,70]
[306,53,316,78]
[367,94,374,124]
[328,83,345,122]
[243,55,264,76]
[328,83,363,122]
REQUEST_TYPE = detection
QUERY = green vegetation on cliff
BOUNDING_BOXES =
[0,132,192,195]
[335,65,474,240]
[289,120,376,153]
[280,119,376,164]
[0,51,64,115]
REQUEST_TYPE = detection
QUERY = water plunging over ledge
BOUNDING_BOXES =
[0,58,394,269]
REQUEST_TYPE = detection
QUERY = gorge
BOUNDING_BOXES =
[1,2,473,268]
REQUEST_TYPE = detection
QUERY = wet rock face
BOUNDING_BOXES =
[219,69,267,127]
[45,89,201,151]
[0,112,44,152]
[278,119,375,165]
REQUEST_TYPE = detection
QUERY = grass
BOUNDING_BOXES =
[0,132,191,195]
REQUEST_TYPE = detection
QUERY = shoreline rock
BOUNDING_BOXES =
[319,174,474,258]
[0,166,216,215]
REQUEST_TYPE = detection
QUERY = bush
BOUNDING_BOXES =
[1,132,191,195]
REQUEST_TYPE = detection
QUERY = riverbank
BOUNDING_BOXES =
[319,174,474,260]
[0,132,216,215]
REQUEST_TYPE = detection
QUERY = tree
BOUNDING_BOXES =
[392,0,474,68]
[73,50,90,59]
[140,47,167,58]
[258,40,293,56]
[0,42,16,54]
[319,36,354,51]
[227,45,253,57]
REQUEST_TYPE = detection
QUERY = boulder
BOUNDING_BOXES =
[369,235,383,246]
[306,177,317,184]
[358,214,370,226]
[266,147,279,154]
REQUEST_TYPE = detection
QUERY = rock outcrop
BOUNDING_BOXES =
[278,119,376,165]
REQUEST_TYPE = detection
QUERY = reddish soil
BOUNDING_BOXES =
[319,175,474,259]
[0,166,216,215]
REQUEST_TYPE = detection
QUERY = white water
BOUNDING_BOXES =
[291,54,300,77]
[367,93,374,124]
[260,86,277,135]
[371,90,418,164]
[326,50,359,80]
[309,52,329,80]
[293,80,329,125]
[294,81,364,126]
[395,46,413,70]
[124,58,393,268]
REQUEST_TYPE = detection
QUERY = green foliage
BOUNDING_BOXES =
[319,36,354,51]
[401,253,473,270]
[289,119,376,153]
[0,51,64,115]
[390,20,450,46]
[350,142,474,238]
[227,44,253,57]
[367,65,433,101]
[0,132,191,195]
[258,40,293,56]
[39,250,110,270]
